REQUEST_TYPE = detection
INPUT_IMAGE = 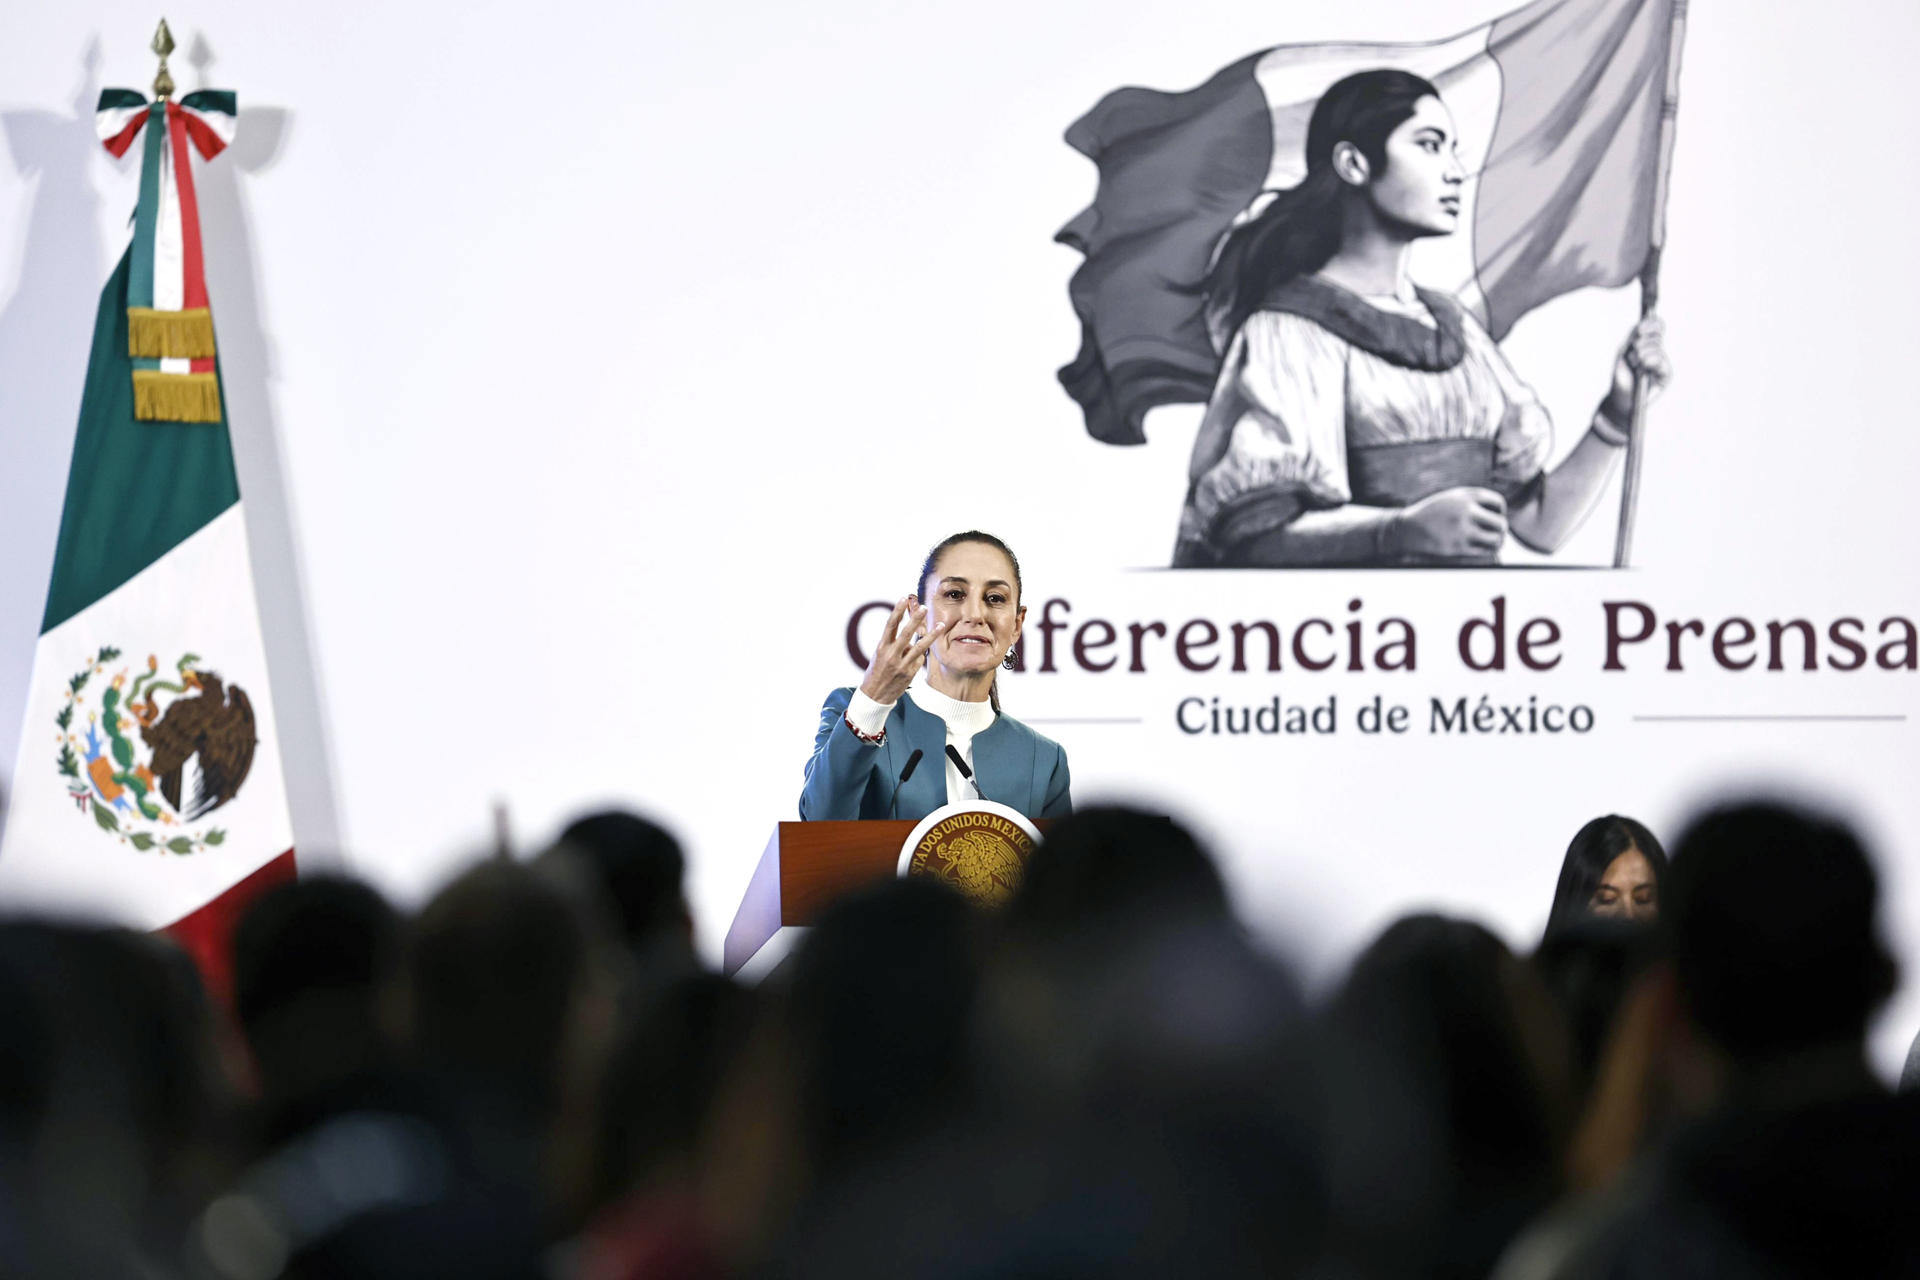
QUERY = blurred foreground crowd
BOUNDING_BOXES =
[1,799,1917,1279]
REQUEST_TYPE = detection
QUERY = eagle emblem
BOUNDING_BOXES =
[54,646,256,854]
[900,804,1040,907]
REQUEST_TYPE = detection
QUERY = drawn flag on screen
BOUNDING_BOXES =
[1057,0,1679,444]
[0,88,294,1002]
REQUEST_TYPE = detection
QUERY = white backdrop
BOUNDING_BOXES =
[3,0,1918,1073]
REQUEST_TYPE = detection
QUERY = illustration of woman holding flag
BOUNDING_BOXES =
[1172,69,1671,567]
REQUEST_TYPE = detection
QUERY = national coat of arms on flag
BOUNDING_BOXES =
[1056,0,1686,569]
[0,64,294,1000]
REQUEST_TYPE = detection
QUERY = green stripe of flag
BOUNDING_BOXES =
[41,249,239,632]
[128,104,164,311]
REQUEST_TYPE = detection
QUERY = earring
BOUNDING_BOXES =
[1003,645,1018,671]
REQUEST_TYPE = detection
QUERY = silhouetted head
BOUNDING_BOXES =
[232,875,402,1111]
[0,943,50,1154]
[404,860,614,1122]
[1532,915,1664,1099]
[592,973,758,1204]
[1002,805,1230,942]
[1665,801,1896,1065]
[1321,914,1574,1278]
[0,924,232,1270]
[783,877,984,1173]
[1338,914,1572,1175]
[548,808,693,977]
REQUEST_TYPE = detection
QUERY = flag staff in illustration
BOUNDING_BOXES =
[1056,0,1683,568]
[0,21,295,1000]
[1612,0,1687,568]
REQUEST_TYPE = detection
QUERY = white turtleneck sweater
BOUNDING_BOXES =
[845,680,996,805]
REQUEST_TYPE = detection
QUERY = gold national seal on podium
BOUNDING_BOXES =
[897,802,1043,907]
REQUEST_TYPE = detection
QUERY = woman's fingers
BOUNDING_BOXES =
[888,603,927,650]
[908,618,948,656]
[879,597,910,648]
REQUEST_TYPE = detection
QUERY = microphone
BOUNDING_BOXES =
[887,748,924,818]
[944,744,990,803]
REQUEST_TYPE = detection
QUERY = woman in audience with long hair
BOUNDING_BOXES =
[1542,815,1667,943]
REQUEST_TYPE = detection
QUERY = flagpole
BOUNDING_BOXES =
[1612,0,1689,569]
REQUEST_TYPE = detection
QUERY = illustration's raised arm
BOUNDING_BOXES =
[1507,316,1671,553]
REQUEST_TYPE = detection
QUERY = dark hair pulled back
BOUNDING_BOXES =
[1206,68,1440,342]
[917,531,1022,712]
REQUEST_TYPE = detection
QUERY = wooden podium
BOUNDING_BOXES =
[724,821,912,978]
[723,818,1052,978]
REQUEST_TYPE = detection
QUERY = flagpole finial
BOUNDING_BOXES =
[151,18,176,99]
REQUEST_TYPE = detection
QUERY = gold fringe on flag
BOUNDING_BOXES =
[127,307,216,359]
[131,369,222,423]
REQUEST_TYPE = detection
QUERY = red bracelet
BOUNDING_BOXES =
[843,713,886,745]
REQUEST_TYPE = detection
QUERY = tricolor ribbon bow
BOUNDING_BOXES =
[96,88,237,423]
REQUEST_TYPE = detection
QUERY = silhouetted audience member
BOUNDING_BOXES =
[1535,801,1917,1279]
[1542,815,1667,942]
[1001,805,1231,940]
[779,809,1322,1279]
[1320,914,1575,1280]
[575,974,758,1280]
[404,859,620,1224]
[190,861,619,1278]
[0,923,235,1277]
[1530,919,1675,1199]
[230,875,402,1141]
[680,877,985,1273]
[9,784,1917,1279]
[1533,917,1661,1103]
[544,808,696,985]
[786,877,984,1176]
[0,928,57,1276]
[985,806,1251,1112]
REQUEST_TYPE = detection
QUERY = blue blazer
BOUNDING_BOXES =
[799,686,1072,822]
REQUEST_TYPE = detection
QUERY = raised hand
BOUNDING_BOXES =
[859,596,948,705]
[1393,487,1508,559]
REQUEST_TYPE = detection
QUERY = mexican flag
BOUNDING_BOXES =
[0,89,294,999]
[1058,0,1683,444]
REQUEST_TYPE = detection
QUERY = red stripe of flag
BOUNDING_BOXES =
[160,848,298,1008]
[166,103,209,312]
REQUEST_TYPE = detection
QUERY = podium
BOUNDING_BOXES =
[724,819,1051,978]
[724,821,910,979]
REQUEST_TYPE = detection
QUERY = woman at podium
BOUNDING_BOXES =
[800,532,1072,822]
